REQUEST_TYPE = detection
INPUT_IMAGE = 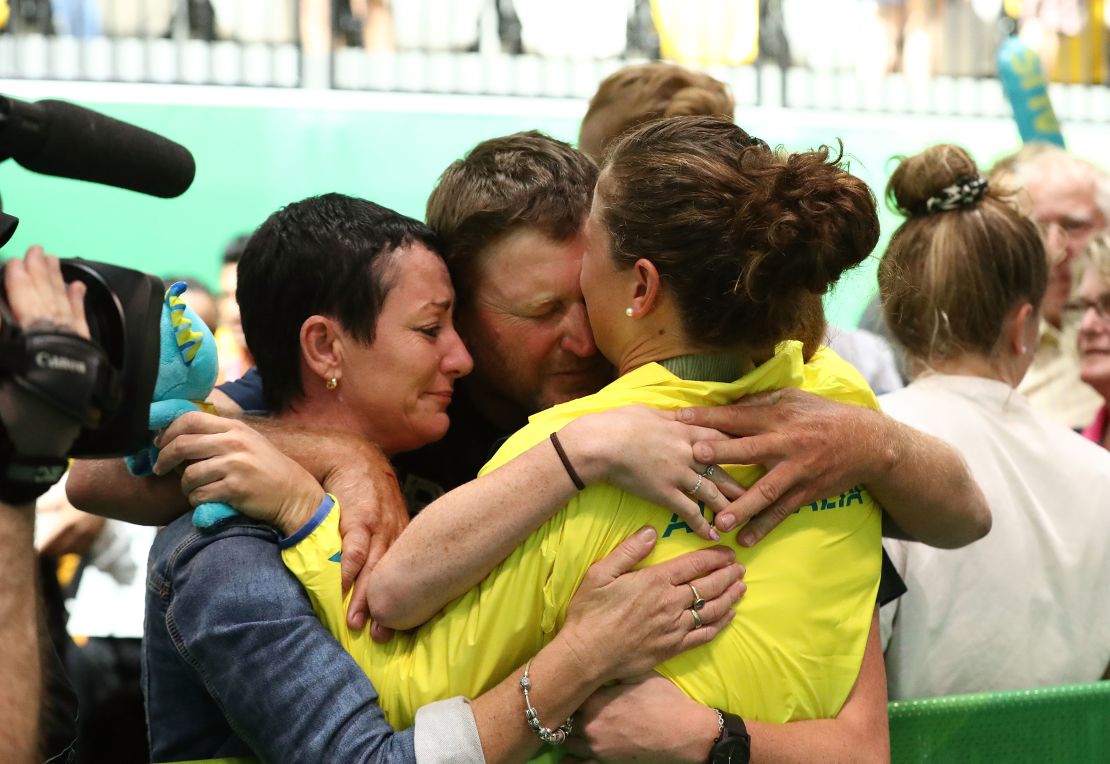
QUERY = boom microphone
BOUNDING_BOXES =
[0,95,196,198]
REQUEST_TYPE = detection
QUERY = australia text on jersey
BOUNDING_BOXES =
[661,485,868,539]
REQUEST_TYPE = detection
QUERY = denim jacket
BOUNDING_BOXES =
[143,512,418,764]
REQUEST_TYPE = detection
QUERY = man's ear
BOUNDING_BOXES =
[300,315,344,385]
[628,258,664,317]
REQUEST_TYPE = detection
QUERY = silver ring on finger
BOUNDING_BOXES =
[699,464,716,479]
[688,584,705,611]
[690,608,703,629]
[687,474,705,497]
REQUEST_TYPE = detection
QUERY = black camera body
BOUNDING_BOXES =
[0,258,163,459]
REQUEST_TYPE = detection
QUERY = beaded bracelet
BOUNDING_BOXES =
[519,659,575,745]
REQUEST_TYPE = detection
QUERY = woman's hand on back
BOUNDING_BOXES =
[154,412,325,536]
[558,526,745,685]
[556,406,745,542]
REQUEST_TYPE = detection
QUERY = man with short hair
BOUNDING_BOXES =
[390,131,611,509]
[990,143,1108,428]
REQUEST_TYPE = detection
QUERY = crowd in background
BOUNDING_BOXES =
[4,0,1110,83]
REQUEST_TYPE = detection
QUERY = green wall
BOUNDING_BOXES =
[3,83,1106,327]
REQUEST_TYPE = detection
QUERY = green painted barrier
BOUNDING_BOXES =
[889,682,1110,763]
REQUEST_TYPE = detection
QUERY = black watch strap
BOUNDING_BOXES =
[709,710,751,764]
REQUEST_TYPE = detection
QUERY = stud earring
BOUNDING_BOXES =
[625,307,634,317]
[326,377,338,391]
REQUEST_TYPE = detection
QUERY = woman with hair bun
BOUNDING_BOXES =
[274,115,892,759]
[878,144,1110,699]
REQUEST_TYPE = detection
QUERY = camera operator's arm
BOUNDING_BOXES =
[0,246,94,763]
[66,458,190,525]
[0,500,40,763]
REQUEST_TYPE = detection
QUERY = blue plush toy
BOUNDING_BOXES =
[126,281,238,529]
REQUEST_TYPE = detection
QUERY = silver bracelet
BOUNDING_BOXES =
[712,707,726,744]
[519,659,574,746]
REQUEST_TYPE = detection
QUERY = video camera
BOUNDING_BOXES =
[0,93,196,501]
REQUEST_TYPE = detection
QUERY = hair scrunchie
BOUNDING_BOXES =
[921,175,989,214]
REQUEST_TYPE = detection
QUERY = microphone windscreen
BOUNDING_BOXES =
[14,99,196,198]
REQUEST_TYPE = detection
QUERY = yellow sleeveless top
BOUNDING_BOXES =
[282,342,882,730]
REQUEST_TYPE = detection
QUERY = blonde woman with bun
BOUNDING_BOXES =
[878,144,1110,699]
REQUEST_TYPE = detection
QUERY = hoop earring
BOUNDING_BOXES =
[326,377,338,391]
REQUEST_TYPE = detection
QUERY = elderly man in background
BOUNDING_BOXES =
[990,143,1109,429]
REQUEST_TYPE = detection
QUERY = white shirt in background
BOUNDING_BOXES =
[826,326,904,396]
[65,519,156,640]
[879,373,1110,699]
[36,476,155,640]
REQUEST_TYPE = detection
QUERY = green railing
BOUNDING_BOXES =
[890,681,1110,763]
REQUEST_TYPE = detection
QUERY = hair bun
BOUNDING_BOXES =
[742,144,879,296]
[887,144,982,218]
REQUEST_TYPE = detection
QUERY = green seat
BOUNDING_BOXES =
[890,681,1110,763]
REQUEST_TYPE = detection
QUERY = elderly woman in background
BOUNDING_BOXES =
[1071,232,1110,447]
[877,145,1110,699]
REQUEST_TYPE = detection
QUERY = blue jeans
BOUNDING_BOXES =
[143,513,416,763]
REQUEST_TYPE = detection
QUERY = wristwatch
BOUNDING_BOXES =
[709,710,751,764]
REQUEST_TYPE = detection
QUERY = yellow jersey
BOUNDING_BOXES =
[283,342,882,731]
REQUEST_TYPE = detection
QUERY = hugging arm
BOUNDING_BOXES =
[682,388,990,548]
[470,528,743,763]
[153,407,742,631]
[161,513,742,763]
[566,608,889,764]
[364,405,743,630]
[157,529,421,764]
[236,416,409,626]
[68,410,408,629]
